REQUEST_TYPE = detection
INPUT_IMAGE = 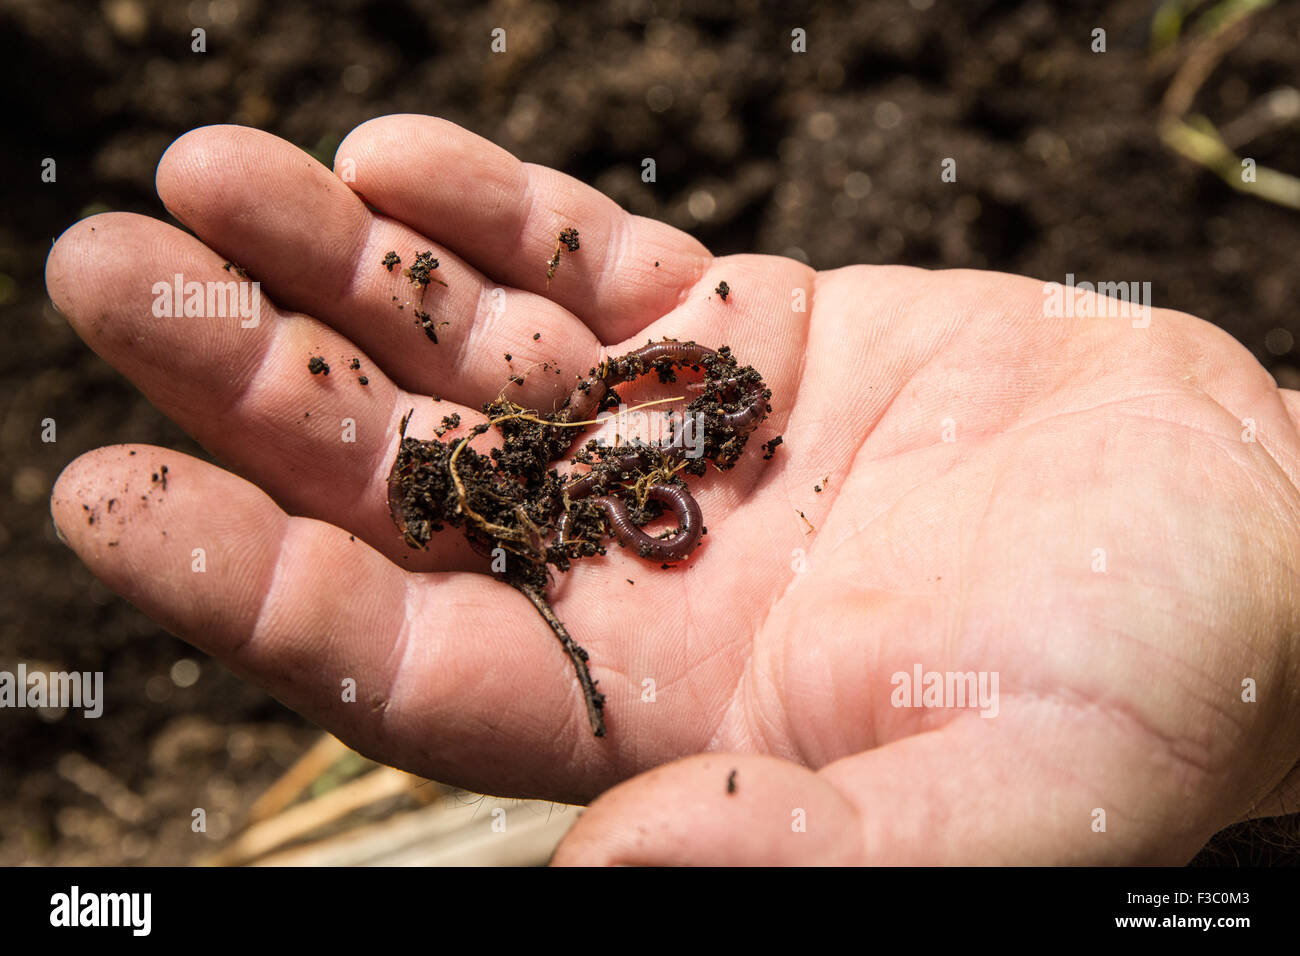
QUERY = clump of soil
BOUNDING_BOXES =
[546,227,580,283]
[382,249,450,343]
[402,250,447,290]
[385,337,772,736]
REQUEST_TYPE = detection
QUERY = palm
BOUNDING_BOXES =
[746,269,1300,860]
[47,117,1300,863]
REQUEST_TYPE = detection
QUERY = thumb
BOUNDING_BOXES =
[553,713,1225,865]
[551,753,863,865]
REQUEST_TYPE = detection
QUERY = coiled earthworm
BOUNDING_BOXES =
[719,389,768,431]
[557,484,703,561]
[550,340,769,561]
[685,376,767,430]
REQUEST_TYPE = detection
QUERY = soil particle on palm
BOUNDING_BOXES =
[415,309,442,343]
[434,413,461,437]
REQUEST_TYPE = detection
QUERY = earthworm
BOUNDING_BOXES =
[556,341,732,427]
[687,376,741,392]
[560,447,654,500]
[719,387,768,431]
[557,484,704,561]
[549,340,769,561]
[557,341,768,447]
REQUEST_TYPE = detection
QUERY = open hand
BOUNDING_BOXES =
[46,115,1300,864]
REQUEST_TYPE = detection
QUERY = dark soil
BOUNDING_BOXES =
[2,0,1297,864]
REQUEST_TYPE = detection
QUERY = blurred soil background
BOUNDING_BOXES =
[1,0,1298,864]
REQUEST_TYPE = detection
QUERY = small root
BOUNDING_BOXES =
[519,584,606,737]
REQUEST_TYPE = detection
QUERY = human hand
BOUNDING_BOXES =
[46,116,1300,864]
